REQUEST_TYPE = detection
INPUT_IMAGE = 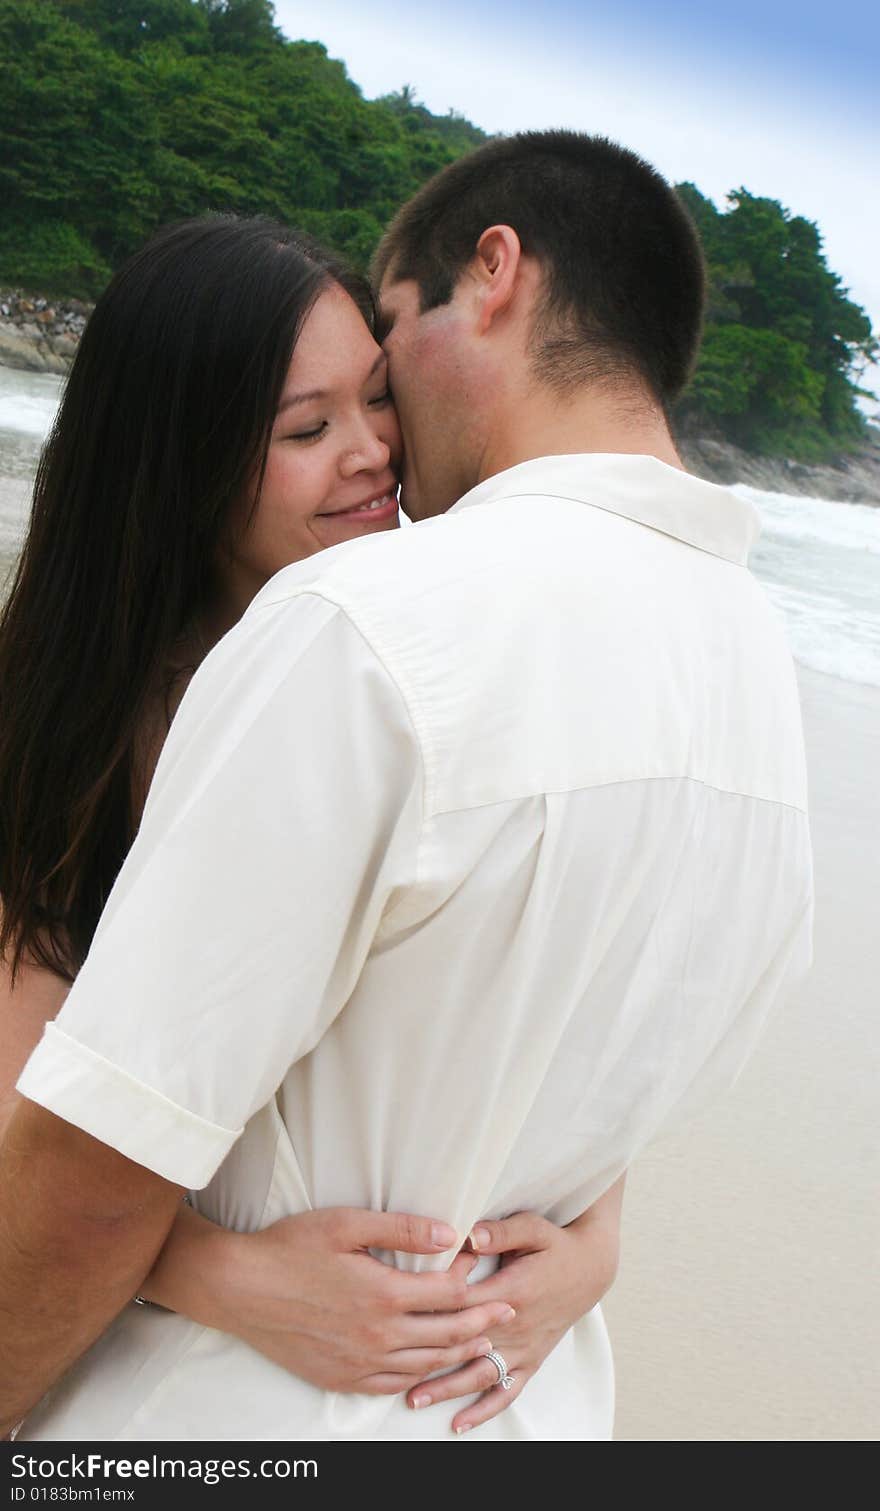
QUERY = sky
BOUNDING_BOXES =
[273,0,879,404]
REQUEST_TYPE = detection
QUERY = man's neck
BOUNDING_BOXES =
[477,382,684,485]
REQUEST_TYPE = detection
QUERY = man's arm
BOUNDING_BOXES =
[13,597,423,1191]
[0,1098,183,1437]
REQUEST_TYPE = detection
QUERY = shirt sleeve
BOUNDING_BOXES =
[16,592,423,1188]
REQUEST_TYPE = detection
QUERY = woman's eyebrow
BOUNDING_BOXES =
[276,353,387,414]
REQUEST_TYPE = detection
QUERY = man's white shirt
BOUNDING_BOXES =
[17,454,813,1441]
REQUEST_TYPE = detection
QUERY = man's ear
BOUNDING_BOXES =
[471,225,523,333]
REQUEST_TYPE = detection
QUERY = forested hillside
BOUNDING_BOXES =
[0,0,486,289]
[677,185,875,459]
[1,0,875,460]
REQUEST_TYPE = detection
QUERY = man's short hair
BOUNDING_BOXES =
[372,130,706,406]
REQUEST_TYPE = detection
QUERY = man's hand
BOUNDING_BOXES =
[0,1096,184,1437]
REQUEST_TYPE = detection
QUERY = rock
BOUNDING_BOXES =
[679,432,880,506]
[0,289,93,373]
[48,332,78,359]
[0,323,52,372]
[38,350,70,376]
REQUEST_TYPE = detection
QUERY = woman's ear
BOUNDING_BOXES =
[472,225,523,333]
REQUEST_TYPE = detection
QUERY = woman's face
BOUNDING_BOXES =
[222,282,402,609]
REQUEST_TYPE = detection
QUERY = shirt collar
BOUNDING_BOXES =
[447,454,761,565]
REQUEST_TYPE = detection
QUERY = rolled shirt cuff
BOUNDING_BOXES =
[16,1021,241,1189]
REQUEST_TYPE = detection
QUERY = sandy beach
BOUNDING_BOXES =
[604,666,880,1441]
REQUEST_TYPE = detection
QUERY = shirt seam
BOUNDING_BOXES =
[245,599,803,827]
[253,590,433,910]
[428,772,809,819]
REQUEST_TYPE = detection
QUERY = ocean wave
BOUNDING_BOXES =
[736,483,880,555]
[746,484,880,688]
[0,391,60,438]
[758,578,880,689]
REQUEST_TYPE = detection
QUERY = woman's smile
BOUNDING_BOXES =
[220,283,403,604]
[316,485,400,524]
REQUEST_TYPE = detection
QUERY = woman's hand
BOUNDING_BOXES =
[141,1205,517,1396]
[404,1177,626,1435]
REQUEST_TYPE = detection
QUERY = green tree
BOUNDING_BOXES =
[677,183,876,458]
[1,0,871,461]
[0,0,160,293]
[199,0,278,54]
[58,0,211,54]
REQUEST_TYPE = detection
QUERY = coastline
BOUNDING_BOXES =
[679,433,880,508]
[0,291,88,378]
[0,297,878,506]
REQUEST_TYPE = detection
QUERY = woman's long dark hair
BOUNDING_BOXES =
[0,215,373,981]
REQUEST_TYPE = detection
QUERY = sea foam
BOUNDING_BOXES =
[741,484,880,688]
[0,390,60,437]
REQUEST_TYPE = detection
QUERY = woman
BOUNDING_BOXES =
[0,217,623,1439]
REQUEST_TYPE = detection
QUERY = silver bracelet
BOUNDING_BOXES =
[133,1194,192,1307]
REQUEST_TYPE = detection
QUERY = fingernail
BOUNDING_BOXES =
[476,1339,492,1355]
[502,1305,517,1321]
[455,1423,473,1435]
[412,1394,431,1410]
[469,1226,490,1250]
[432,1223,458,1248]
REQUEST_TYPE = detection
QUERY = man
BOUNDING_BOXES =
[0,132,812,1441]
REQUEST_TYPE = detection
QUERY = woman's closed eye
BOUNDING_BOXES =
[286,389,391,442]
[287,421,327,443]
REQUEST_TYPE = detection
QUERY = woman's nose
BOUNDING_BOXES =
[340,420,392,476]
